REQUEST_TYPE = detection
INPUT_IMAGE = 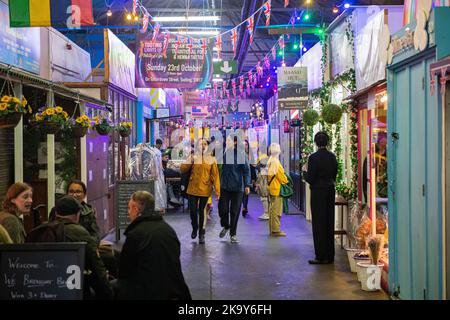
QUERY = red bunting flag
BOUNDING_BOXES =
[162,33,170,58]
[216,35,222,60]
[246,15,255,44]
[248,71,253,84]
[213,82,218,99]
[284,0,289,8]
[222,81,227,97]
[201,38,208,60]
[272,47,276,59]
[133,0,138,15]
[257,61,263,77]
[232,79,237,98]
[142,13,149,33]
[239,76,244,90]
[246,80,251,94]
[278,36,285,49]
[231,29,238,56]
[264,1,271,26]
[175,36,181,55]
[187,38,194,56]
[264,56,270,69]
[152,24,160,43]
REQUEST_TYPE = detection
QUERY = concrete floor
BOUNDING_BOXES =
[109,195,388,300]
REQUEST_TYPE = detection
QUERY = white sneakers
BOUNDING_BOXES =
[258,214,269,220]
[230,235,240,243]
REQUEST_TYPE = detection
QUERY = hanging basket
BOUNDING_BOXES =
[71,125,88,138]
[95,125,111,136]
[118,128,131,138]
[0,112,22,128]
[38,121,62,135]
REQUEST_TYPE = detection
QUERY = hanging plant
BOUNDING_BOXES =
[302,109,320,126]
[94,115,112,136]
[34,106,69,135]
[0,95,32,128]
[321,103,342,124]
[69,115,91,138]
[117,120,133,138]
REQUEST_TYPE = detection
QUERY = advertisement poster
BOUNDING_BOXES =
[0,1,40,74]
[107,29,135,95]
[136,32,213,89]
[277,67,308,110]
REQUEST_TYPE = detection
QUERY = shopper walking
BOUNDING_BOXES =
[267,143,288,237]
[0,182,33,244]
[303,132,338,264]
[181,138,220,244]
[218,135,251,243]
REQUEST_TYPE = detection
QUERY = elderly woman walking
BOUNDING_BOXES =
[267,143,288,237]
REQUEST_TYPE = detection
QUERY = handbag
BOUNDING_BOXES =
[280,174,294,198]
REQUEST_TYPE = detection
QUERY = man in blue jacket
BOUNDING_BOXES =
[218,135,251,243]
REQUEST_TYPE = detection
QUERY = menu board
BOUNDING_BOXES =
[0,243,85,300]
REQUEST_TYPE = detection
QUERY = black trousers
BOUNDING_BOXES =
[242,193,249,210]
[310,187,335,262]
[219,190,244,236]
[188,195,209,234]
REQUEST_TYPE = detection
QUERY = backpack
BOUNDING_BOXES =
[26,221,65,243]
[280,174,294,198]
[255,173,269,197]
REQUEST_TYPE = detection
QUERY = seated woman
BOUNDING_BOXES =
[0,182,33,244]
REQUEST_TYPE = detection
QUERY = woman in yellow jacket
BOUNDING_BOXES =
[181,138,220,244]
[267,143,288,237]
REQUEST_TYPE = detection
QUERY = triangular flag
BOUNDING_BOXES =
[264,1,271,26]
[162,33,170,58]
[246,15,255,44]
[272,47,276,59]
[231,28,238,56]
[201,38,208,60]
[152,24,160,43]
[216,35,222,60]
[142,13,149,33]
[133,0,138,15]
[284,0,289,8]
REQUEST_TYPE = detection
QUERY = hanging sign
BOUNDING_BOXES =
[136,33,213,89]
[213,60,237,75]
[277,67,308,110]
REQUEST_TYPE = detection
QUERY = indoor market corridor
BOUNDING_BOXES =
[111,195,388,300]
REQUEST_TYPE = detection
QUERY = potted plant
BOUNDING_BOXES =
[0,95,32,128]
[117,120,133,138]
[321,103,343,124]
[34,106,69,135]
[93,115,112,136]
[70,114,91,138]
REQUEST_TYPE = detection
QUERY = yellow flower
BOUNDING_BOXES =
[46,108,55,116]
[35,114,43,121]
[128,122,133,127]
[82,115,89,121]
[12,97,21,104]
[0,103,7,111]
[63,111,69,119]
[28,106,32,114]
[1,96,11,103]
[21,96,28,106]
[55,106,63,113]
[76,118,83,124]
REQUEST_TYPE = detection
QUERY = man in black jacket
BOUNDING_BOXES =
[303,132,338,265]
[117,191,191,300]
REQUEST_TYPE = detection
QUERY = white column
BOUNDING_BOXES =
[47,134,55,217]
[13,83,23,182]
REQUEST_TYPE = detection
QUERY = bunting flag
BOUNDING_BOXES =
[248,71,253,84]
[246,80,251,94]
[278,36,285,49]
[187,38,194,56]
[213,82,218,99]
[9,0,95,28]
[239,76,245,91]
[142,13,149,32]
[201,38,208,60]
[222,81,227,97]
[272,47,276,59]
[264,56,270,69]
[216,35,222,60]
[162,33,170,58]
[232,80,237,98]
[284,0,289,8]
[132,0,137,15]
[152,24,160,42]
[175,36,181,55]
[246,15,255,44]
[263,0,271,26]
[231,28,238,56]
[256,60,263,77]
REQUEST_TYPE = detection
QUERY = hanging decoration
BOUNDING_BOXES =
[264,56,270,70]
[162,32,170,58]
[187,38,194,56]
[132,0,138,15]
[216,35,222,60]
[151,24,160,42]
[232,79,237,98]
[222,81,227,97]
[174,36,181,55]
[284,0,289,8]
[213,82,218,99]
[201,38,208,60]
[246,80,251,94]
[231,28,238,56]
[272,47,276,59]
[142,13,149,32]
[278,35,285,49]
[264,0,271,26]
[246,15,255,44]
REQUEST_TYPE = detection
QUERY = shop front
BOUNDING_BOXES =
[386,5,450,300]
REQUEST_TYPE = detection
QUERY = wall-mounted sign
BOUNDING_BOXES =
[136,33,213,89]
[156,108,170,118]
[277,67,308,110]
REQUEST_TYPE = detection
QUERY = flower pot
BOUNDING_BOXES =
[119,129,130,138]
[38,121,61,135]
[72,125,88,138]
[356,262,384,291]
[96,125,111,136]
[354,256,371,281]
[0,112,22,128]
[344,247,361,273]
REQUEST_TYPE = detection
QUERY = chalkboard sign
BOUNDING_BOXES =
[0,243,85,300]
[116,180,154,238]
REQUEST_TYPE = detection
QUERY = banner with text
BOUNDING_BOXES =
[136,32,213,89]
[277,67,308,110]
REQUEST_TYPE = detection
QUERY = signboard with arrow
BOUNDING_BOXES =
[213,60,237,75]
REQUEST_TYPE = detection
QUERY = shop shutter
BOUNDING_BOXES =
[0,128,15,197]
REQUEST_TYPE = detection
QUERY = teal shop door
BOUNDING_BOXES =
[388,52,442,300]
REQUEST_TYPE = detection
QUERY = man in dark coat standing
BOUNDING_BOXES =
[117,191,191,300]
[303,132,338,264]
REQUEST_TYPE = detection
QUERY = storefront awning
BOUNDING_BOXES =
[343,80,386,103]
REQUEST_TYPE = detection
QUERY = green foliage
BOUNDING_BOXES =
[303,109,320,126]
[321,103,342,124]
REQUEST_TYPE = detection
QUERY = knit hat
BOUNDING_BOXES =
[55,196,82,216]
